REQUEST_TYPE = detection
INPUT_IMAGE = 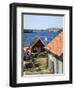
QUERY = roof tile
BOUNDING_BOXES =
[44,32,63,56]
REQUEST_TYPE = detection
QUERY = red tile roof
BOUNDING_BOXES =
[44,32,63,56]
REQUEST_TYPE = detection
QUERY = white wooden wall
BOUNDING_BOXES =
[48,54,63,74]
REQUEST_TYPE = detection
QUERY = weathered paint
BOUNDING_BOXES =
[48,54,63,74]
[57,60,63,73]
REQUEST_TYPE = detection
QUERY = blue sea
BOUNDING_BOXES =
[23,31,60,47]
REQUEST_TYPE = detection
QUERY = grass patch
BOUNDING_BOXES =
[23,53,49,74]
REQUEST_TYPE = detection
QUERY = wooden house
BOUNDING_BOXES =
[44,32,63,74]
[29,37,45,53]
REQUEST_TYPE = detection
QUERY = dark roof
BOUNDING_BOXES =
[29,37,45,48]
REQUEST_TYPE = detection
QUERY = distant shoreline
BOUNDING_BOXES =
[24,28,63,33]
